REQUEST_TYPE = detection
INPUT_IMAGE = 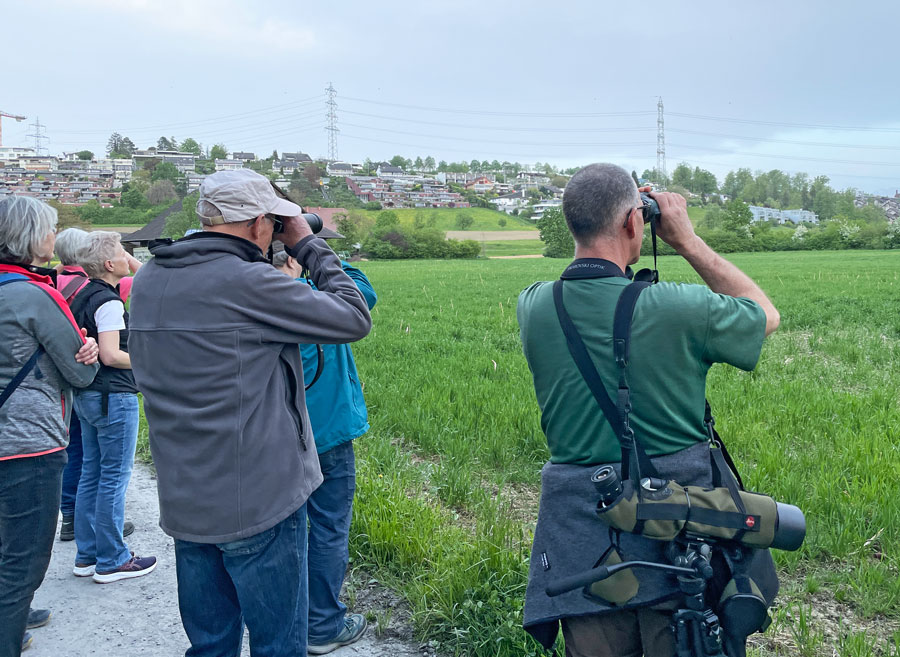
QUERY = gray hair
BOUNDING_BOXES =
[81,231,122,278]
[55,227,90,266]
[0,196,59,265]
[562,163,639,243]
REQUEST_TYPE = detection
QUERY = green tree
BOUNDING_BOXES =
[537,207,574,258]
[692,167,718,195]
[76,150,94,161]
[455,212,474,230]
[671,162,693,190]
[424,156,435,171]
[164,193,200,238]
[121,186,147,209]
[497,217,507,228]
[389,155,407,169]
[107,133,136,158]
[723,199,753,233]
[414,156,424,171]
[152,161,181,184]
[157,136,175,150]
[180,138,202,156]
[210,144,228,160]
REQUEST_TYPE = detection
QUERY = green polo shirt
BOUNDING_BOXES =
[517,275,766,465]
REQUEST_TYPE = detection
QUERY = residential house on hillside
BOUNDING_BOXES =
[749,206,818,224]
[232,152,256,161]
[215,159,244,172]
[0,147,35,162]
[517,170,551,187]
[327,161,353,176]
[465,176,494,193]
[376,164,403,177]
[133,149,197,174]
[273,159,299,174]
[531,198,563,221]
[283,152,312,163]
[491,190,527,214]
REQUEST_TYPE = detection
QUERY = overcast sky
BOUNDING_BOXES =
[4,0,899,195]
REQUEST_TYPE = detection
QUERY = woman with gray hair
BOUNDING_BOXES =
[69,231,157,584]
[53,228,138,544]
[0,196,100,654]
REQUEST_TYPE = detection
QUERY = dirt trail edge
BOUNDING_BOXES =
[30,461,428,657]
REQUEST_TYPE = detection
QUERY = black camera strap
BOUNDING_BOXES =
[552,279,659,483]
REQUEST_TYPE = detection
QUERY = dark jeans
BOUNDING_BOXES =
[174,505,308,657]
[0,450,66,657]
[60,410,83,518]
[307,441,356,644]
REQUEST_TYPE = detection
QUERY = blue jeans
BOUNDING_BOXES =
[307,441,356,644]
[73,391,139,571]
[0,450,66,657]
[60,410,83,518]
[174,505,308,657]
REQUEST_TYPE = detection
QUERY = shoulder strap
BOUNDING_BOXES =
[553,280,659,481]
[611,282,658,481]
[59,272,88,302]
[0,275,44,411]
[0,273,29,286]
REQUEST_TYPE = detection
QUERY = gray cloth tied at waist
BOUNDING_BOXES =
[523,441,713,649]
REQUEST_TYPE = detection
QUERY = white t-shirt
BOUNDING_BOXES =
[94,300,126,333]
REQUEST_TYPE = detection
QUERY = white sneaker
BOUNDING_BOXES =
[92,555,157,584]
[73,563,95,577]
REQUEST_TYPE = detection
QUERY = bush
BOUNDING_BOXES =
[361,224,480,260]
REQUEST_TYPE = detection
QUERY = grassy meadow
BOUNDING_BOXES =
[137,250,900,656]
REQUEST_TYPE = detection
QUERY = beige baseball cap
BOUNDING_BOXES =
[196,169,301,225]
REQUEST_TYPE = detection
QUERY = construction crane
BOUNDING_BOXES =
[0,110,27,149]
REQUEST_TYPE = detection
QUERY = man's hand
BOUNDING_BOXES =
[277,215,314,250]
[648,191,697,254]
[75,331,100,365]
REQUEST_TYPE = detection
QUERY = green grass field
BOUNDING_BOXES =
[481,239,545,257]
[137,250,900,656]
[357,206,538,232]
[348,251,900,656]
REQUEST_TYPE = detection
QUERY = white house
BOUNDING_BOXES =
[215,159,244,172]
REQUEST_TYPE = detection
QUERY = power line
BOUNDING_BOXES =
[668,128,900,151]
[340,121,655,148]
[667,155,900,183]
[340,109,654,132]
[668,143,900,167]
[668,112,900,133]
[50,96,325,136]
[342,95,655,118]
[656,97,666,184]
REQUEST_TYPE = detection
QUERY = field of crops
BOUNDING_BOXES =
[347,251,900,656]
[136,250,900,656]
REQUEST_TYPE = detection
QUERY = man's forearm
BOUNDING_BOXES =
[679,236,780,336]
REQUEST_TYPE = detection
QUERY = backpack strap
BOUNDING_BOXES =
[0,275,44,411]
[59,271,89,302]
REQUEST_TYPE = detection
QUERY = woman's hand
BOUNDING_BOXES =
[75,331,100,365]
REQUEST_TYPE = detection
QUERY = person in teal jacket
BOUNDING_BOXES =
[274,248,376,654]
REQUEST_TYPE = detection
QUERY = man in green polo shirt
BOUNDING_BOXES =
[519,163,780,657]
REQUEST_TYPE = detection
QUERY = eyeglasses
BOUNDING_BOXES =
[265,214,285,234]
[623,199,652,228]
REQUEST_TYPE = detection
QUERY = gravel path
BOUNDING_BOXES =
[28,462,426,657]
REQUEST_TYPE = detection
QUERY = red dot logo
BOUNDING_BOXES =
[745,516,756,529]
